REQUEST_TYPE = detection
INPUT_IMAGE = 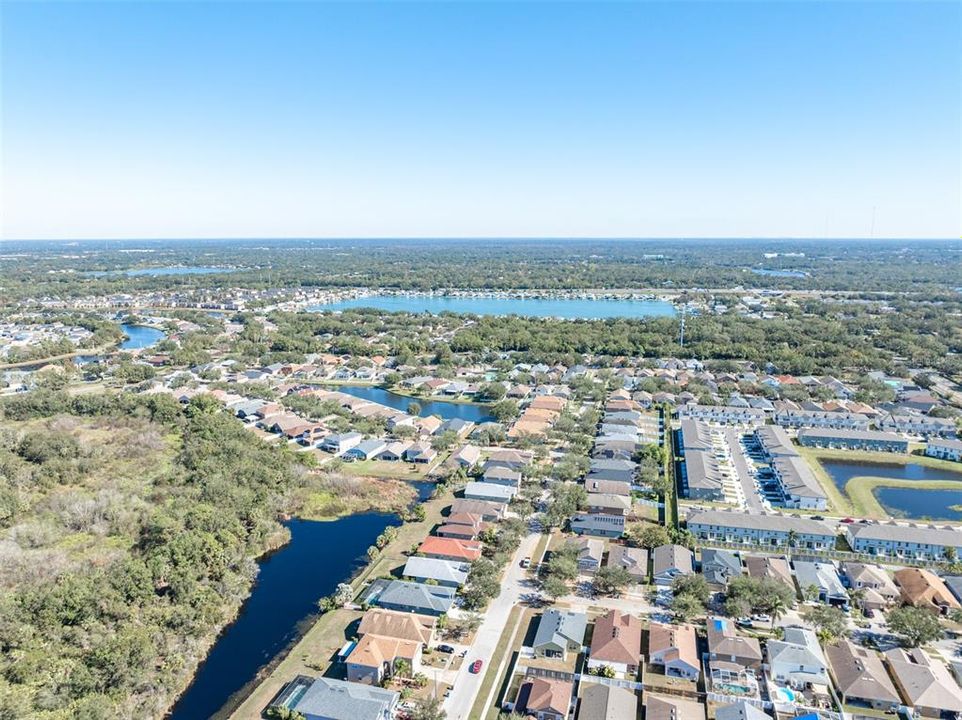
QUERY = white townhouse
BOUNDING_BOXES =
[772,409,871,432]
[846,522,962,562]
[676,405,767,426]
[925,437,962,463]
[687,509,836,551]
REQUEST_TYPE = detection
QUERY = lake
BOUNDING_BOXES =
[819,460,962,521]
[874,487,962,521]
[120,324,166,350]
[168,513,400,720]
[751,268,809,278]
[337,384,495,423]
[88,266,238,277]
[308,294,677,319]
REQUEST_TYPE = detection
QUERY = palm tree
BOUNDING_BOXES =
[393,658,411,681]
[767,596,787,630]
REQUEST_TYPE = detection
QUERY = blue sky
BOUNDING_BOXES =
[2,1,959,239]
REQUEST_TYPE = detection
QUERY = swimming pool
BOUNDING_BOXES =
[772,687,796,703]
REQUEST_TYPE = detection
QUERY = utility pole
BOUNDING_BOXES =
[679,304,687,348]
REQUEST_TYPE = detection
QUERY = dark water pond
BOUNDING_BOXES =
[168,513,400,720]
[337,384,494,423]
[819,460,962,491]
[119,324,165,350]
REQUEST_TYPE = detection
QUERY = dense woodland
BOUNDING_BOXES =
[0,391,314,719]
[3,239,962,301]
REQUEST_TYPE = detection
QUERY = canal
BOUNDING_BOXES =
[167,512,402,720]
[336,384,495,423]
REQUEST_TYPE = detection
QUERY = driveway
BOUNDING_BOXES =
[442,530,543,720]
[726,427,765,512]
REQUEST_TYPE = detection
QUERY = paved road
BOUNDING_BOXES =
[725,427,765,512]
[442,530,542,720]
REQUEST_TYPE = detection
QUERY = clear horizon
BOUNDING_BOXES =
[2,1,959,240]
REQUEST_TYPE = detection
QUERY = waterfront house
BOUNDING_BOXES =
[451,444,481,468]
[606,545,648,583]
[515,677,573,720]
[279,675,399,720]
[481,464,522,489]
[361,579,455,616]
[570,512,625,538]
[652,544,694,586]
[463,481,516,503]
[884,647,962,717]
[846,522,962,562]
[825,639,899,711]
[706,616,762,670]
[797,428,908,453]
[576,684,637,720]
[448,498,504,521]
[357,609,436,646]
[401,556,469,588]
[345,633,422,685]
[417,536,482,563]
[403,442,437,464]
[648,622,700,680]
[893,568,961,615]
[374,440,411,461]
[767,626,828,689]
[532,608,587,660]
[587,610,642,676]
[926,437,962,462]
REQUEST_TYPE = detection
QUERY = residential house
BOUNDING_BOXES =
[714,701,771,720]
[361,579,455,616]
[879,413,956,438]
[576,684,637,720]
[825,639,900,711]
[321,432,364,454]
[515,677,573,720]
[700,549,742,586]
[652,544,694,586]
[587,610,642,676]
[280,676,399,720]
[448,498,504,521]
[375,441,411,462]
[644,694,706,720]
[585,478,632,496]
[570,512,625,539]
[343,438,389,461]
[345,633,422,685]
[893,568,961,615]
[463,481,516,503]
[401,557,469,588]
[574,537,604,574]
[586,493,632,516]
[793,561,848,605]
[403,442,437,464]
[846,522,962,562]
[357,609,436,647]
[767,626,828,689]
[482,465,522,489]
[743,554,794,589]
[648,622,700,680]
[451,444,482,468]
[706,616,762,670]
[885,647,962,717]
[606,545,648,583]
[532,609,587,660]
[840,563,899,611]
[417,536,482,563]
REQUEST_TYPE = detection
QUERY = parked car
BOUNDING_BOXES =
[470,659,483,674]
[521,557,531,568]
[437,644,455,654]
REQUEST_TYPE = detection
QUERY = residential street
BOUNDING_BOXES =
[442,530,542,720]
[725,427,765,512]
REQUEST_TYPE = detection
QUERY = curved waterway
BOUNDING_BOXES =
[167,512,402,720]
[337,384,495,423]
